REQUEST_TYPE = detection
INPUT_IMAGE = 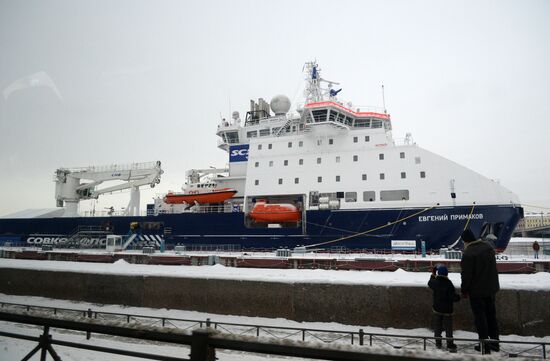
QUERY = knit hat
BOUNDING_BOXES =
[461,229,477,243]
[437,265,448,276]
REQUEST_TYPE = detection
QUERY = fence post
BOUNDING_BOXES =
[359,329,364,346]
[86,308,92,340]
[190,328,215,361]
[206,318,211,328]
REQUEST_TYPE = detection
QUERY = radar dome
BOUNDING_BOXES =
[270,95,291,115]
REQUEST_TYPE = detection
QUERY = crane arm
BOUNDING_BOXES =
[55,161,163,216]
[90,173,160,197]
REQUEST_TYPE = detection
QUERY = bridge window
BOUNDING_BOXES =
[329,110,338,122]
[363,191,376,202]
[259,129,270,137]
[380,190,410,201]
[345,116,353,125]
[268,143,273,150]
[247,130,258,138]
[337,112,345,123]
[345,192,357,202]
[371,119,383,128]
[312,109,328,123]
[226,132,239,143]
[354,118,370,128]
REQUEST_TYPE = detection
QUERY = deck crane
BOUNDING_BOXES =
[185,167,229,185]
[54,161,163,217]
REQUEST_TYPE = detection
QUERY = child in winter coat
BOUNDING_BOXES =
[428,264,460,352]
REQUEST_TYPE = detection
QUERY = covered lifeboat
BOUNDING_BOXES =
[249,201,301,223]
[164,188,237,204]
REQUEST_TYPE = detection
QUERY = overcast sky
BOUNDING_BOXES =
[0,0,549,216]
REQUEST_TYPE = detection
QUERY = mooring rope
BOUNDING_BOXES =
[463,203,476,231]
[305,205,437,249]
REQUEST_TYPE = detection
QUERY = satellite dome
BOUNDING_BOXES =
[270,95,291,115]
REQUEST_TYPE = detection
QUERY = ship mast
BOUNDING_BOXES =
[303,61,342,104]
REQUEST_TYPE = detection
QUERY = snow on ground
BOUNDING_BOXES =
[1,258,549,290]
[1,294,546,360]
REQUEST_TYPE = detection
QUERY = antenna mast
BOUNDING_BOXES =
[381,84,387,114]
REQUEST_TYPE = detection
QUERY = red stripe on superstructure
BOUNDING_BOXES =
[305,101,391,119]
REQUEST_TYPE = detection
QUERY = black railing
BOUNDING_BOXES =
[0,301,548,358]
[1,311,444,361]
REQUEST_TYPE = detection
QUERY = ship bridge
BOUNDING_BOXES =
[303,101,391,131]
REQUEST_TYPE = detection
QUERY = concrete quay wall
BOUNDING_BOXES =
[0,268,547,337]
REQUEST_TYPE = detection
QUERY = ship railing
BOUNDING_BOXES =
[80,210,149,217]
[194,204,234,213]
[299,100,387,114]
[61,161,161,173]
[0,303,548,359]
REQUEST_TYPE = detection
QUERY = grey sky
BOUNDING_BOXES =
[0,0,549,216]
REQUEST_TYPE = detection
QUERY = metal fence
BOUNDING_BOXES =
[0,311,447,361]
[0,301,548,359]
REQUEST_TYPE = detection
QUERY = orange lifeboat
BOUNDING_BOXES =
[249,201,301,223]
[164,188,237,204]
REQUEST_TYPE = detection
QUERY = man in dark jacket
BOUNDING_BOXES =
[428,264,460,351]
[460,228,500,354]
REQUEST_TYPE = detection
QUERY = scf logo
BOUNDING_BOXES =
[229,145,249,162]
[230,149,248,157]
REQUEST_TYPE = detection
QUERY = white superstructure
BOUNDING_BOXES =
[210,62,519,215]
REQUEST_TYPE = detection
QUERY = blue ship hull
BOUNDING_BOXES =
[0,205,522,251]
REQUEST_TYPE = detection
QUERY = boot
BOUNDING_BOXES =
[447,343,457,353]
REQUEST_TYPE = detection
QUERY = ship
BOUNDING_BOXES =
[0,62,523,252]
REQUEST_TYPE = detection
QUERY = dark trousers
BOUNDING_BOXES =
[433,314,454,346]
[469,296,499,341]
